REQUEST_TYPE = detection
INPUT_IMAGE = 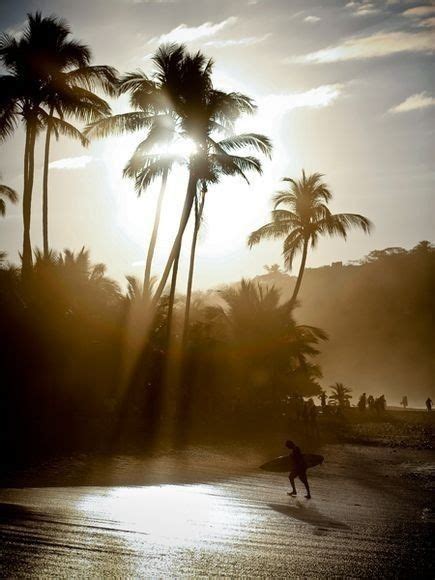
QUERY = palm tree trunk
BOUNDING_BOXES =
[22,121,35,274]
[290,237,309,304]
[21,124,30,273]
[152,170,198,307]
[166,248,180,341]
[42,109,53,258]
[182,188,205,346]
[175,189,205,447]
[143,168,169,294]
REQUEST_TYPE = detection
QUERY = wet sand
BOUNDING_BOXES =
[0,445,433,577]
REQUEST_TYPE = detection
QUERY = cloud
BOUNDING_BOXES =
[259,84,343,114]
[235,84,344,134]
[292,30,434,63]
[5,20,26,38]
[345,1,380,16]
[419,16,435,27]
[402,5,435,18]
[148,17,237,44]
[49,156,93,170]
[388,91,435,113]
[304,16,321,23]
[205,33,271,47]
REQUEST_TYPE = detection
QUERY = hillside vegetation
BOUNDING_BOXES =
[251,242,434,407]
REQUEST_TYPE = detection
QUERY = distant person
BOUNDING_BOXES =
[401,396,408,410]
[426,398,432,412]
[375,395,386,414]
[285,440,311,499]
[367,395,375,411]
[358,393,367,412]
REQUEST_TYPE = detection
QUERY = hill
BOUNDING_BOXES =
[248,242,434,407]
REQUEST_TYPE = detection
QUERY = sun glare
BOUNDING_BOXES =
[166,137,197,158]
[99,133,192,266]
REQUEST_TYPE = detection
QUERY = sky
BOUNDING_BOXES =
[0,0,434,289]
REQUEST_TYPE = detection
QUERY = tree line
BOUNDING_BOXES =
[0,13,375,455]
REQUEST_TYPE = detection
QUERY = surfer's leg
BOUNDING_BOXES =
[288,471,297,495]
[299,471,311,499]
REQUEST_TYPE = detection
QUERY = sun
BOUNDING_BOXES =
[166,137,197,158]
[99,133,194,269]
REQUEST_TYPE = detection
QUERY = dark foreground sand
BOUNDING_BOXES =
[0,444,433,577]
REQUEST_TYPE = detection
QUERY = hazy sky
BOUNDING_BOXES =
[0,0,434,289]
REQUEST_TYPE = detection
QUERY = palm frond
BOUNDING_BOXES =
[124,153,184,193]
[248,219,293,247]
[283,233,305,270]
[49,116,88,146]
[65,65,119,97]
[84,112,155,138]
[323,212,373,239]
[271,209,301,227]
[216,133,272,158]
[210,152,262,181]
[272,189,298,209]
[0,183,19,204]
[0,78,19,141]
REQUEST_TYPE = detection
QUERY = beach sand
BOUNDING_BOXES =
[0,443,433,577]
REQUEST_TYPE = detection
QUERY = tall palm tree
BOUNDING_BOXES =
[150,47,272,313]
[181,181,206,345]
[41,61,117,256]
[248,170,372,304]
[85,47,185,295]
[0,14,117,266]
[181,124,273,344]
[0,174,18,216]
[0,14,88,272]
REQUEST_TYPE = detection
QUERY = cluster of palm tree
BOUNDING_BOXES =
[1,15,272,348]
[85,44,272,342]
[0,13,117,268]
[209,279,326,389]
[0,13,376,444]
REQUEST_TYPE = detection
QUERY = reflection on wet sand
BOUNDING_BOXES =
[0,445,433,577]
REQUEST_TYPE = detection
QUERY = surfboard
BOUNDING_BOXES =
[260,453,324,472]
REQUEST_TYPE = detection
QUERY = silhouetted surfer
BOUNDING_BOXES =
[285,440,311,499]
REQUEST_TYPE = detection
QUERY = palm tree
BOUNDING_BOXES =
[41,60,117,256]
[182,181,206,344]
[180,122,273,346]
[209,279,326,392]
[56,247,121,310]
[0,174,18,216]
[147,48,272,312]
[264,264,282,274]
[329,382,352,407]
[0,14,84,272]
[248,170,372,304]
[0,14,117,266]
[85,47,186,295]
